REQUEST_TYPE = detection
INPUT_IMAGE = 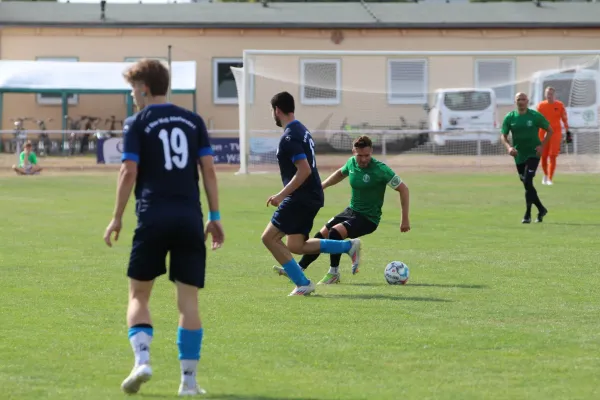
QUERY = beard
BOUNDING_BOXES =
[274,116,282,127]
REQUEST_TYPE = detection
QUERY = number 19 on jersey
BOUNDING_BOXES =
[158,128,189,171]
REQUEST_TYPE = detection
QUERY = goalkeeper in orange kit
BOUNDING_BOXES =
[536,86,571,185]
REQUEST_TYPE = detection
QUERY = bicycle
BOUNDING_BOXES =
[33,118,53,156]
[105,115,123,137]
[9,117,35,154]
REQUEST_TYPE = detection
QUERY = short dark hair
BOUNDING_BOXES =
[123,59,170,96]
[271,91,295,114]
[353,135,372,149]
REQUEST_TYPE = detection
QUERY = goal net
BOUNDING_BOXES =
[232,50,600,174]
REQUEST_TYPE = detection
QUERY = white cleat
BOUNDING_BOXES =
[178,382,207,396]
[288,280,316,296]
[542,175,548,185]
[348,239,362,275]
[121,364,152,395]
[547,179,553,186]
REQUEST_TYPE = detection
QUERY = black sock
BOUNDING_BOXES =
[328,228,344,269]
[298,232,323,270]
[525,192,532,216]
[525,178,543,213]
[533,191,544,212]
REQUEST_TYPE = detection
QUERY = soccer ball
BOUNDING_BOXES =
[384,261,409,285]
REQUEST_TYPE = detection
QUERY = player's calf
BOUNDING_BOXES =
[296,231,326,270]
[262,228,313,291]
[176,281,205,395]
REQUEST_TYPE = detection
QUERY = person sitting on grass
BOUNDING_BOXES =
[12,141,43,175]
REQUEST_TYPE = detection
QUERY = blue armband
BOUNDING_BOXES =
[209,211,221,221]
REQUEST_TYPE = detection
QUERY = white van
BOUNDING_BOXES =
[530,69,599,128]
[427,88,498,146]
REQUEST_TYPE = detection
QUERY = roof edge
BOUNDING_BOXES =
[2,22,600,29]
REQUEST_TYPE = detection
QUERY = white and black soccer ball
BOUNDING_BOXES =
[384,261,409,285]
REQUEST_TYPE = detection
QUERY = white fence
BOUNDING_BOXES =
[1,128,598,173]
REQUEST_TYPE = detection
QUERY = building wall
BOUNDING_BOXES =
[1,27,599,133]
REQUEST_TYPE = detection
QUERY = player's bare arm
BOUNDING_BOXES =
[104,160,138,247]
[396,182,410,233]
[321,168,346,190]
[199,154,224,250]
[266,158,311,207]
[500,111,518,157]
[500,133,517,157]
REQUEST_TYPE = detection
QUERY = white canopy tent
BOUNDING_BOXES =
[0,60,197,129]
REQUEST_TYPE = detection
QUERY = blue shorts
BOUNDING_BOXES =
[271,199,321,238]
[128,205,206,288]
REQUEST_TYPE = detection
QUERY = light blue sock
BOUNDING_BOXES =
[319,239,352,254]
[128,326,153,339]
[177,327,203,361]
[282,259,310,286]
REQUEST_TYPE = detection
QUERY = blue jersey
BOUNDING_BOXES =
[121,104,214,214]
[276,120,324,207]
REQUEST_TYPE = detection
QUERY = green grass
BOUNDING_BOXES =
[1,171,599,400]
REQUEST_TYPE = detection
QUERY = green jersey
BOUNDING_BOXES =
[340,157,402,225]
[19,151,37,168]
[501,109,550,164]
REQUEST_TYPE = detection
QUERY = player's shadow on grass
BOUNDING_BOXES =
[206,395,324,400]
[545,222,600,227]
[330,294,451,302]
[346,282,486,289]
[408,283,487,289]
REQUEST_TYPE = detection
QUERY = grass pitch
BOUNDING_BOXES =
[0,170,599,400]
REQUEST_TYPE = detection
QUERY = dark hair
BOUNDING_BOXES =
[24,140,32,148]
[123,59,170,96]
[353,135,372,149]
[271,91,295,114]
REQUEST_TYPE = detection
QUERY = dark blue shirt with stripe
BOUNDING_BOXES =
[121,103,213,214]
[276,120,324,207]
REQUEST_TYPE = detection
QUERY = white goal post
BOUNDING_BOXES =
[233,49,600,174]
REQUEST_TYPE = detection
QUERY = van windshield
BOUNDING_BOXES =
[543,78,597,107]
[443,91,492,111]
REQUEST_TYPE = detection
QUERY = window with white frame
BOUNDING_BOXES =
[213,58,245,105]
[387,59,428,105]
[560,56,600,72]
[36,57,79,105]
[475,59,515,105]
[300,59,341,105]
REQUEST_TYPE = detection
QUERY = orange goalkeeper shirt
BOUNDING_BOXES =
[536,100,568,141]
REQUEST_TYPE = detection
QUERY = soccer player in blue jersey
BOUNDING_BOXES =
[103,59,224,396]
[261,91,361,296]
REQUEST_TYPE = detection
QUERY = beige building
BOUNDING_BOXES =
[1,1,600,134]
